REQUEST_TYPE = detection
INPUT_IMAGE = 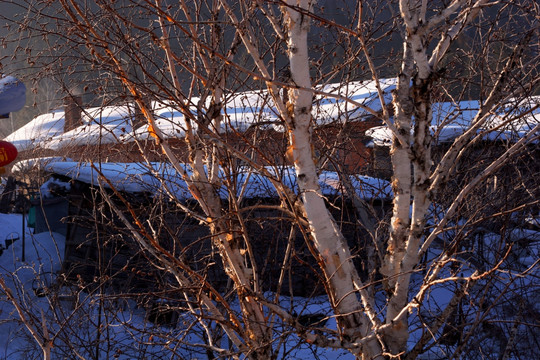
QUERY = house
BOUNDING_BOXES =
[365,97,540,179]
[365,97,540,147]
[5,78,397,171]
[365,96,540,264]
[39,160,392,296]
[4,79,537,302]
[2,79,399,296]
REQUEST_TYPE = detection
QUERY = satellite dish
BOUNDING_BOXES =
[0,75,26,117]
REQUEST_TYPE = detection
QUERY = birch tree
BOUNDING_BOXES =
[2,0,539,359]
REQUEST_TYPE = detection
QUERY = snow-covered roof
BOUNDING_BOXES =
[126,101,192,141]
[8,80,536,154]
[366,97,540,146]
[44,161,392,201]
[11,156,73,173]
[129,80,397,138]
[42,105,136,150]
[4,110,66,151]
[5,79,397,151]
[313,78,396,125]
[3,105,138,152]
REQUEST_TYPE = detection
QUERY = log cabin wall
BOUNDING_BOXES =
[14,118,380,174]
[59,179,390,298]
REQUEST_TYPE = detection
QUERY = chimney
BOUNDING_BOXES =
[64,94,83,132]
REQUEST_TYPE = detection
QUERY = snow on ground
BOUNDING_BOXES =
[0,214,65,359]
[0,213,353,359]
[0,199,537,358]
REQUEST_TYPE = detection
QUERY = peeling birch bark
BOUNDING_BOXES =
[383,47,414,354]
[382,0,502,354]
[282,1,383,358]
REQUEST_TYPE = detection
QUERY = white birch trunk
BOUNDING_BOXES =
[382,0,494,354]
[383,0,436,351]
[383,67,414,354]
[283,1,383,358]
